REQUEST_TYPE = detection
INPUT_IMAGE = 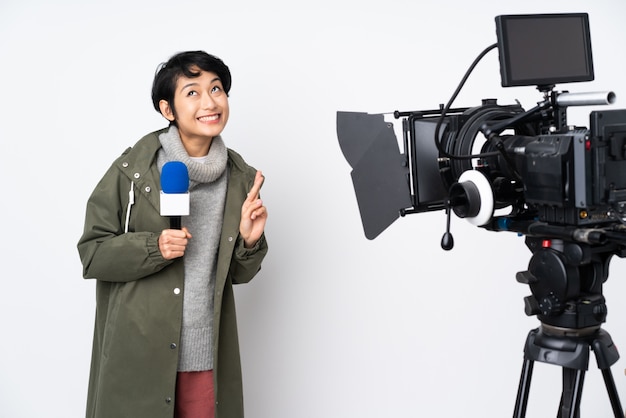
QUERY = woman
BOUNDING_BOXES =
[77,50,268,418]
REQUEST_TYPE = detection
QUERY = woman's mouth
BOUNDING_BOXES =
[198,114,220,123]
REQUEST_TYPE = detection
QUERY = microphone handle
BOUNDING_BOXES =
[170,216,182,230]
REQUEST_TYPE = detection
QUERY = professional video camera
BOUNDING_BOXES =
[337,13,626,417]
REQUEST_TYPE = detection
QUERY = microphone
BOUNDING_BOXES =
[160,161,190,229]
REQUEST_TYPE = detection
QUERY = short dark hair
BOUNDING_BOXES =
[151,51,232,117]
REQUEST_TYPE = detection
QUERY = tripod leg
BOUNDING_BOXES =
[513,358,534,418]
[558,368,585,418]
[599,369,624,417]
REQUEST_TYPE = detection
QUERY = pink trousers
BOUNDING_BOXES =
[174,370,215,418]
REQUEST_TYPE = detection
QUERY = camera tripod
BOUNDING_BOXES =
[512,236,624,417]
[513,324,622,417]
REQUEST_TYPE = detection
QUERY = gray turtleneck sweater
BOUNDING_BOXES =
[157,126,228,372]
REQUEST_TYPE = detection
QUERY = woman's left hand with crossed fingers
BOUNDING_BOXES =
[240,170,268,248]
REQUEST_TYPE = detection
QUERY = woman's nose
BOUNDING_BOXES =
[201,92,216,109]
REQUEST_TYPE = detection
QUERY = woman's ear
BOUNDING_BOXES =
[159,100,175,122]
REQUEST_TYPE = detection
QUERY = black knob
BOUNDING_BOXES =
[539,293,562,316]
[516,271,537,285]
[523,296,540,316]
[593,303,608,322]
[440,203,454,251]
[441,232,454,251]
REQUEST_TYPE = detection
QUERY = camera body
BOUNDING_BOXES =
[407,97,626,229]
[496,108,626,227]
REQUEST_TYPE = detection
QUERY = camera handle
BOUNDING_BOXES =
[481,89,616,141]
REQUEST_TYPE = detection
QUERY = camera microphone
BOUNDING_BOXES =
[160,161,190,229]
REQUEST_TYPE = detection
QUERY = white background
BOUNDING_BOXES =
[1,0,626,417]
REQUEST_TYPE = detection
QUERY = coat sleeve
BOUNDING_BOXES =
[221,151,269,285]
[77,162,172,282]
[229,233,268,284]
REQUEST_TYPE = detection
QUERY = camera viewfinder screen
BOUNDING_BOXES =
[496,13,594,87]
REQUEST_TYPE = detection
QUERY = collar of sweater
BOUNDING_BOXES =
[157,125,228,188]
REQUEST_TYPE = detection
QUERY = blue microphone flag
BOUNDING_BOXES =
[160,161,190,218]
[161,161,189,193]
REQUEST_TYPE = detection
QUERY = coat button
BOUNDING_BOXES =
[122,162,129,168]
[134,172,140,179]
[165,397,172,404]
[170,343,177,349]
[174,288,181,295]
[228,236,233,242]
[145,186,151,193]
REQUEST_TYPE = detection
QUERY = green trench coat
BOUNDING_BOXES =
[77,129,268,418]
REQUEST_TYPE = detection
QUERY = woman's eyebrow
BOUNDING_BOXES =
[180,82,199,91]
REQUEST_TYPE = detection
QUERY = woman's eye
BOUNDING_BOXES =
[187,90,198,96]
[211,86,222,94]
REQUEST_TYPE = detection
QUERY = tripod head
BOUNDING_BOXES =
[516,236,619,332]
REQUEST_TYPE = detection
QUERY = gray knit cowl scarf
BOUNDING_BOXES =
[157,125,228,187]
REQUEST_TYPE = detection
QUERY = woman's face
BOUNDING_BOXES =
[160,68,230,151]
